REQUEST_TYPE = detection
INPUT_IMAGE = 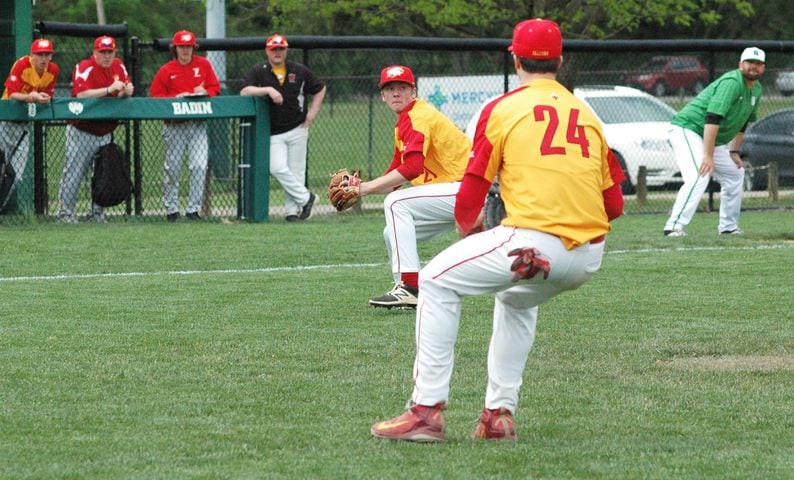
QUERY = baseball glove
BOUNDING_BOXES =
[327,168,361,212]
[507,247,550,283]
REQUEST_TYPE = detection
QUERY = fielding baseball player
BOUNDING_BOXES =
[350,65,471,309]
[57,36,134,224]
[1,39,60,202]
[240,34,325,222]
[663,47,765,237]
[150,30,221,221]
[371,19,624,442]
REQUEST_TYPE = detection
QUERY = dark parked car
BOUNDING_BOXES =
[623,56,709,97]
[775,70,794,96]
[741,108,794,190]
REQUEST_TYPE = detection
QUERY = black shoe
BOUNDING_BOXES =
[285,215,300,222]
[300,192,316,220]
[186,212,201,220]
[369,282,419,309]
[167,212,180,222]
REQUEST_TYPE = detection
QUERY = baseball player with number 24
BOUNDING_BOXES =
[370,18,625,442]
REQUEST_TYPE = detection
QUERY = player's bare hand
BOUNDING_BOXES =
[456,212,484,237]
[729,151,744,169]
[698,157,715,177]
[108,79,126,95]
[193,84,207,96]
[122,82,135,97]
[268,88,283,105]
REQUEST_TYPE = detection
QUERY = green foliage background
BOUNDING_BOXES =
[31,0,792,42]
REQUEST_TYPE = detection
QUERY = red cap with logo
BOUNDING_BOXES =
[266,34,289,50]
[31,38,55,54]
[172,30,197,47]
[508,19,562,60]
[378,65,415,89]
[94,36,117,51]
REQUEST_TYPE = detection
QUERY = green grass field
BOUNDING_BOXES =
[1,210,793,479]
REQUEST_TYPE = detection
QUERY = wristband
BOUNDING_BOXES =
[729,150,740,155]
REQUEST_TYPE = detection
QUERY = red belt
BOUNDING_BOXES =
[590,235,605,244]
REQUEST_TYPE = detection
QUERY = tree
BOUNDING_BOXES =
[257,0,758,39]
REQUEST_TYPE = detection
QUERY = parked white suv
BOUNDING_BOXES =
[573,85,681,194]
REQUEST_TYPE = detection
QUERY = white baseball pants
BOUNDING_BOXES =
[163,121,208,215]
[270,125,311,217]
[382,181,460,282]
[410,226,605,414]
[58,125,111,217]
[664,125,745,233]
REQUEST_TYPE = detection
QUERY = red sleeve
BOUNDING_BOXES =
[454,173,491,235]
[149,65,169,97]
[606,150,626,184]
[602,182,623,221]
[395,151,423,181]
[44,63,59,96]
[384,147,401,175]
[202,58,221,97]
[4,59,26,94]
[602,149,624,221]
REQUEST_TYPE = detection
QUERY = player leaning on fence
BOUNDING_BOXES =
[57,36,134,224]
[240,34,325,222]
[1,39,60,209]
[150,30,221,222]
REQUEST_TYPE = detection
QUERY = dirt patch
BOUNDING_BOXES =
[660,355,794,372]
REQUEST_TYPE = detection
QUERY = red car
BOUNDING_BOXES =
[624,56,709,97]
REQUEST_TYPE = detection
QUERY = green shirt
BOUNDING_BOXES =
[672,69,762,145]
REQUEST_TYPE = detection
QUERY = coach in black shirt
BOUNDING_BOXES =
[241,33,326,222]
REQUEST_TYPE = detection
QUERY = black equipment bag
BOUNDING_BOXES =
[91,142,132,207]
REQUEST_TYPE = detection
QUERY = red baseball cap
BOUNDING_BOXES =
[94,36,116,51]
[31,38,55,54]
[508,19,562,60]
[172,30,197,47]
[378,65,415,89]
[266,34,289,50]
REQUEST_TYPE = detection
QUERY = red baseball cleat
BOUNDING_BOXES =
[472,407,517,441]
[371,403,445,442]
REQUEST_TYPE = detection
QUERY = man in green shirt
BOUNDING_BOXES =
[663,47,765,237]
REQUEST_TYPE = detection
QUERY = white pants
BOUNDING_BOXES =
[664,126,745,233]
[382,182,459,282]
[411,226,605,414]
[0,122,30,184]
[270,125,311,217]
[163,121,208,215]
[58,125,111,217]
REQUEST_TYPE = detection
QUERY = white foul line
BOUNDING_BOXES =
[0,244,791,283]
[0,263,385,283]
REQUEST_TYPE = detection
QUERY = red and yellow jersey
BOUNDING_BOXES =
[469,78,614,249]
[2,56,60,99]
[389,99,470,185]
[149,55,221,98]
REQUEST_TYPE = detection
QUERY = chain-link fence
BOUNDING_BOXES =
[2,25,794,224]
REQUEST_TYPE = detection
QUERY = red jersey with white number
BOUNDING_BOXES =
[2,56,60,98]
[70,56,131,136]
[387,99,470,185]
[149,55,221,98]
[468,78,614,249]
